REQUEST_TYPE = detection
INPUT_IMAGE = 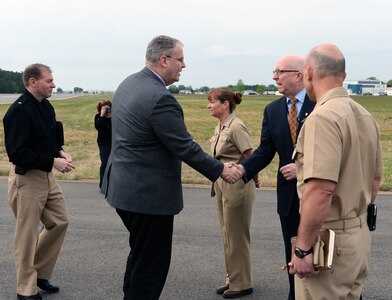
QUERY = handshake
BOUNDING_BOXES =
[219,161,296,188]
[221,162,246,184]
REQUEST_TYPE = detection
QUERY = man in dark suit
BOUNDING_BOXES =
[232,55,315,300]
[101,35,237,300]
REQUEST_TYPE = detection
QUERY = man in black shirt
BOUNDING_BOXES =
[3,63,75,300]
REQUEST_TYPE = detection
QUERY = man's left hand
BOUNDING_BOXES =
[289,254,319,279]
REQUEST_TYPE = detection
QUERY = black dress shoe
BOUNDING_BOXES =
[223,288,253,299]
[216,284,229,294]
[37,279,59,293]
[17,293,43,300]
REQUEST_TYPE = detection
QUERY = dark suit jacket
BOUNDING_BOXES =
[102,67,223,215]
[242,95,315,217]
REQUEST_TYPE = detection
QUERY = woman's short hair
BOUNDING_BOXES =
[97,100,112,113]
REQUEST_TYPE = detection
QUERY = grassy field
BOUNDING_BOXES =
[0,94,391,191]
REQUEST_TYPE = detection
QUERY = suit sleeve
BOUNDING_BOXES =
[151,94,223,182]
[241,106,277,182]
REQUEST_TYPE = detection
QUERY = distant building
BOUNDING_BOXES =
[179,90,192,94]
[386,87,392,96]
[343,79,387,95]
[262,91,282,96]
[242,90,259,95]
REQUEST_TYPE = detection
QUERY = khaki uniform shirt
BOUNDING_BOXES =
[210,113,252,163]
[294,87,382,221]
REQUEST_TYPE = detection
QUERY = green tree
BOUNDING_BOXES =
[387,80,392,87]
[367,76,377,80]
[0,68,24,93]
[178,84,186,91]
[74,87,83,93]
[168,85,179,94]
[256,84,266,94]
[57,87,64,93]
[267,84,277,91]
[199,86,210,93]
[236,79,245,92]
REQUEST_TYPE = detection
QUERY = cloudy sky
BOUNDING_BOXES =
[1,0,391,91]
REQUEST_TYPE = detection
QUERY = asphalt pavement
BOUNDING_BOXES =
[1,180,391,300]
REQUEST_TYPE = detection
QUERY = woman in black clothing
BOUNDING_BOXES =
[95,100,112,188]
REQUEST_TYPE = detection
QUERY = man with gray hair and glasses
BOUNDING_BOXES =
[101,35,239,300]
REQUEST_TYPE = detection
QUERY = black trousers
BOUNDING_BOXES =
[98,142,111,188]
[279,196,300,300]
[116,209,174,300]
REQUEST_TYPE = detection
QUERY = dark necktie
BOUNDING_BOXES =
[288,97,298,145]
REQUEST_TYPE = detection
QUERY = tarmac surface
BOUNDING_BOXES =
[1,180,391,300]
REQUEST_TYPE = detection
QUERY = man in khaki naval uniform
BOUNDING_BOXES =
[4,64,74,300]
[290,44,382,299]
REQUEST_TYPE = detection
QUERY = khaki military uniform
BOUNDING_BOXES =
[210,113,255,291]
[294,87,383,299]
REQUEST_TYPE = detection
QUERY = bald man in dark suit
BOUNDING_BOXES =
[234,55,315,300]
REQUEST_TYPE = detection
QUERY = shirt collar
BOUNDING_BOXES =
[286,88,306,104]
[316,87,349,109]
[221,112,236,129]
[146,67,167,86]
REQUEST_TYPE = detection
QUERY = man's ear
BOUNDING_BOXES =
[29,77,36,88]
[304,65,313,82]
[159,55,169,68]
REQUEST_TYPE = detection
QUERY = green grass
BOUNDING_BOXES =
[0,94,391,191]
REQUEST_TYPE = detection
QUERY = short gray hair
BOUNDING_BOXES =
[309,51,345,78]
[145,35,182,63]
[22,63,52,87]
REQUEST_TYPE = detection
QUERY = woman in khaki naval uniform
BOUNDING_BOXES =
[207,88,258,299]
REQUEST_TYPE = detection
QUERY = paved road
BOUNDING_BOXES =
[1,180,391,300]
[0,94,81,104]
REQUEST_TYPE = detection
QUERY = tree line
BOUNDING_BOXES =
[2,67,391,94]
[168,79,278,94]
[0,68,84,94]
[0,69,24,93]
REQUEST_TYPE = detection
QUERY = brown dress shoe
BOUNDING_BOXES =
[223,288,253,299]
[216,284,229,294]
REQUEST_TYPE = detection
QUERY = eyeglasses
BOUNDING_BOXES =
[166,55,185,63]
[272,69,299,75]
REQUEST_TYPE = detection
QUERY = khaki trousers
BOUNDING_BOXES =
[214,177,255,291]
[8,166,69,296]
[295,221,370,300]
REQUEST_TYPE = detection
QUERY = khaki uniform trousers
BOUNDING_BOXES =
[214,177,255,291]
[295,217,370,300]
[8,166,69,296]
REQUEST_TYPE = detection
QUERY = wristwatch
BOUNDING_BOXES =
[294,246,313,258]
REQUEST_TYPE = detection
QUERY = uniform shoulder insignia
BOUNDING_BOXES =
[16,96,28,106]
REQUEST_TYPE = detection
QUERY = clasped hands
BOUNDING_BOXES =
[221,162,245,184]
[53,150,75,173]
